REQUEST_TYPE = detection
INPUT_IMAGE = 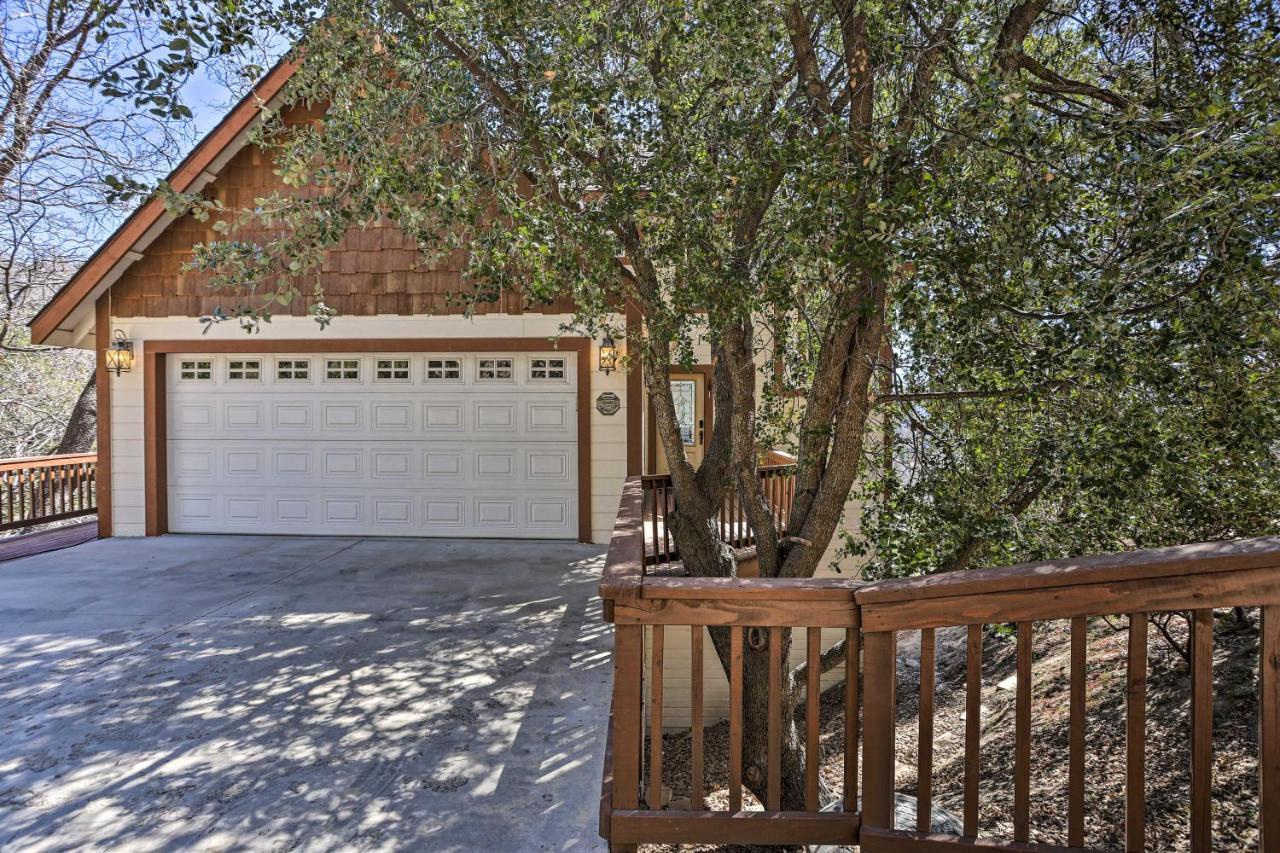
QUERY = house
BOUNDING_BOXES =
[28,58,859,725]
[29,59,644,546]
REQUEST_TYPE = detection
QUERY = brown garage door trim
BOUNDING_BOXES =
[142,337,593,543]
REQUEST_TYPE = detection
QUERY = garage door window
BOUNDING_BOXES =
[477,358,513,380]
[325,359,360,381]
[426,358,461,381]
[227,359,261,380]
[530,357,566,381]
[276,359,310,381]
[376,359,411,381]
[179,360,212,381]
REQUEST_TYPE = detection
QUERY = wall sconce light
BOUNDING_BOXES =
[105,330,134,376]
[598,334,618,375]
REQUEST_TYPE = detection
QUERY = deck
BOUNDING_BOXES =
[0,519,97,564]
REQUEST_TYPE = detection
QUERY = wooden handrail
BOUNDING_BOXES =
[636,464,797,569]
[857,535,1280,604]
[0,452,97,473]
[0,452,99,532]
[600,477,646,617]
[599,470,1280,850]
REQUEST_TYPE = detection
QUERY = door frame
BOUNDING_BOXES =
[646,364,714,474]
[141,337,593,542]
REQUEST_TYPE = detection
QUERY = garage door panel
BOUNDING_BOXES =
[223,402,265,431]
[527,401,572,433]
[473,402,518,434]
[272,448,313,477]
[171,441,576,489]
[423,496,465,529]
[371,448,414,479]
[165,352,578,539]
[224,448,266,478]
[271,402,314,432]
[528,497,571,529]
[527,447,573,481]
[371,401,414,432]
[474,450,517,481]
[423,448,465,479]
[320,401,363,432]
[167,485,577,538]
[422,400,466,433]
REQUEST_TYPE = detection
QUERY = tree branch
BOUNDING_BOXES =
[872,381,1071,406]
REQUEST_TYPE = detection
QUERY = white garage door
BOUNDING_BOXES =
[166,352,578,538]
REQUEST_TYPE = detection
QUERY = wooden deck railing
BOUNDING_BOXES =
[599,475,1280,851]
[640,463,796,567]
[0,453,98,533]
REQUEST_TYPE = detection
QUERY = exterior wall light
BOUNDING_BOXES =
[598,334,618,375]
[105,330,134,376]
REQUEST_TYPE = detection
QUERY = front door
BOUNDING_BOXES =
[654,372,707,474]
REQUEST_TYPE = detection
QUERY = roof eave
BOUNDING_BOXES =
[28,56,300,346]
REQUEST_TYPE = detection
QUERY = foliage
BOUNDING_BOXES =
[0,0,275,457]
[853,0,1280,577]
[139,0,1280,579]
[114,0,1280,808]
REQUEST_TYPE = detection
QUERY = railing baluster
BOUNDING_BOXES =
[805,626,820,811]
[918,626,935,832]
[965,623,982,836]
[663,484,672,564]
[1069,616,1086,847]
[1191,608,1213,852]
[862,629,896,829]
[1125,612,1148,851]
[647,485,658,566]
[690,626,704,810]
[767,626,782,811]
[845,620,860,813]
[1014,621,1032,842]
[1262,605,1279,851]
[729,625,743,811]
[648,624,664,810]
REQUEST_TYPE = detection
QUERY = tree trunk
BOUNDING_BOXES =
[705,623,815,810]
[55,373,96,454]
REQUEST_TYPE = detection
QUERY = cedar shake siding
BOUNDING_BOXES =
[110,103,576,320]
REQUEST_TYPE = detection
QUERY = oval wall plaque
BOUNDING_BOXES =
[595,391,621,416]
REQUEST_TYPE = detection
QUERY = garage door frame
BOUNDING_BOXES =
[141,337,593,542]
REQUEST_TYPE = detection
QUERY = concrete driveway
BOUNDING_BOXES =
[0,535,611,852]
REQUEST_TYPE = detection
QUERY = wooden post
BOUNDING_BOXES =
[609,625,644,822]
[1261,605,1278,852]
[862,630,897,830]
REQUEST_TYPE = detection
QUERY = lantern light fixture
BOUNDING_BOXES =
[105,330,134,377]
[598,333,618,375]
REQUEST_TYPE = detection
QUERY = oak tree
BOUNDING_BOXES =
[140,0,1279,808]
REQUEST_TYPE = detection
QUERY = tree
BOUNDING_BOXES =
[139,0,1279,808]
[0,0,273,458]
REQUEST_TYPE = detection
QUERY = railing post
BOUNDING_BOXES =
[862,629,897,831]
[1262,605,1279,852]
[607,624,644,850]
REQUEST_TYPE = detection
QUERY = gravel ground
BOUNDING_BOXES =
[643,612,1263,852]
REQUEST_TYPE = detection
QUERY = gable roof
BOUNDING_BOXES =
[29,57,299,347]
